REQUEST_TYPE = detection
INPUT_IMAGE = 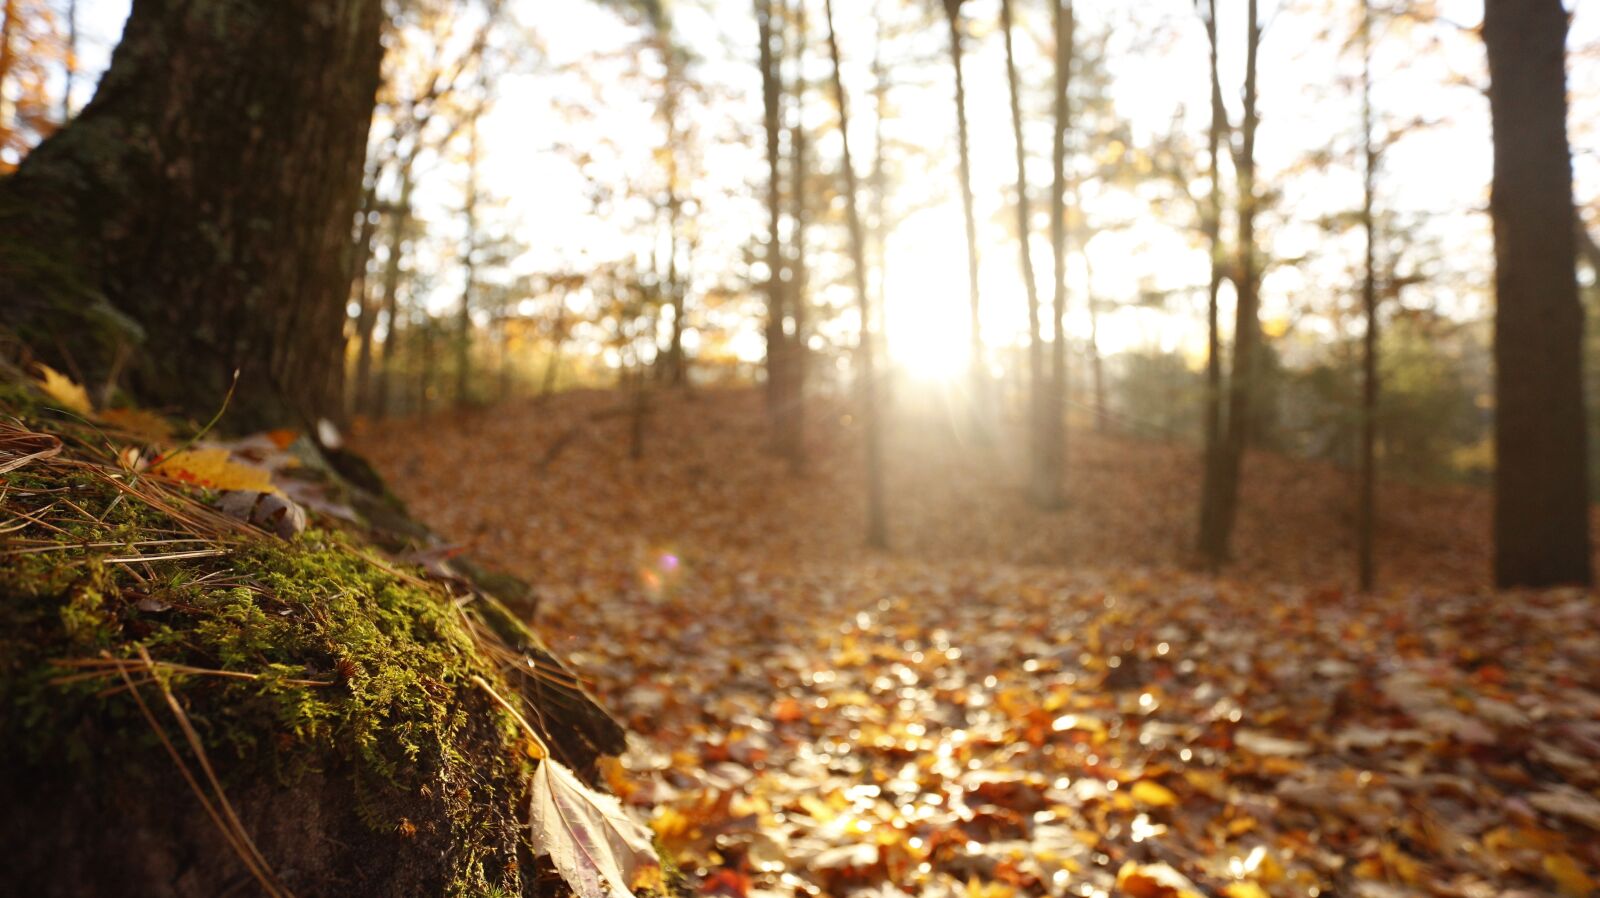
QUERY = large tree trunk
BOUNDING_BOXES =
[0,0,386,431]
[999,0,1048,506]
[1199,0,1260,566]
[824,0,887,549]
[1484,0,1591,588]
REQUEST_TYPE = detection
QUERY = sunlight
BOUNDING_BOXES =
[882,206,973,381]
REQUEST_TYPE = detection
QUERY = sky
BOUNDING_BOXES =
[65,0,1600,378]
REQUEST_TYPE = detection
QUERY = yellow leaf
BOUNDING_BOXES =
[1221,884,1270,898]
[153,448,278,494]
[1546,854,1597,898]
[33,364,92,415]
[1131,780,1179,808]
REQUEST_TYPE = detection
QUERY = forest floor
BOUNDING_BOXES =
[361,388,1600,898]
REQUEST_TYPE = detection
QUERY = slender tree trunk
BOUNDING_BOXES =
[654,23,690,389]
[346,179,380,419]
[870,4,891,372]
[825,0,887,549]
[663,163,687,388]
[373,164,417,418]
[1083,252,1105,430]
[0,0,17,154]
[1485,0,1591,587]
[785,0,811,473]
[417,314,435,416]
[62,0,77,120]
[1200,0,1261,566]
[1040,0,1074,509]
[456,116,481,408]
[1357,0,1379,592]
[0,0,385,430]
[496,314,512,401]
[756,0,789,440]
[1000,0,1048,504]
[539,302,567,399]
[942,0,984,417]
[1196,0,1229,560]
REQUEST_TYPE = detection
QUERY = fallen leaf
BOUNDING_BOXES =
[530,756,660,898]
[1530,787,1600,832]
[1235,729,1312,757]
[154,448,278,494]
[33,364,92,415]
[1130,780,1179,808]
[1545,853,1597,898]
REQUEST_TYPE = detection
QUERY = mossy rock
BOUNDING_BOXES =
[0,397,623,897]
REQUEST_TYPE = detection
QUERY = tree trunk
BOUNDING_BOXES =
[348,178,381,419]
[0,0,18,156]
[1195,0,1229,561]
[456,115,482,408]
[1083,253,1105,431]
[1040,0,1073,509]
[1199,0,1260,566]
[870,4,890,379]
[785,0,811,474]
[62,0,77,121]
[756,0,789,442]
[1000,0,1048,505]
[1485,0,1591,587]
[825,0,887,549]
[1357,0,1379,592]
[942,0,984,419]
[0,0,386,431]
[373,165,417,419]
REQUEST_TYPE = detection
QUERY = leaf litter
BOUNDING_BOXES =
[358,389,1600,898]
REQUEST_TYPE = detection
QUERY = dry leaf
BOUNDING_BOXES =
[530,756,659,898]
[33,364,92,415]
[1130,780,1179,808]
[153,448,278,494]
[1545,853,1597,898]
[1530,787,1600,832]
[1115,861,1202,898]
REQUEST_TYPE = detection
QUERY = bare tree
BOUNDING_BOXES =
[1198,0,1262,566]
[824,0,888,549]
[940,0,985,416]
[1195,0,1229,559]
[1000,0,1049,505]
[1040,0,1075,509]
[1357,0,1379,591]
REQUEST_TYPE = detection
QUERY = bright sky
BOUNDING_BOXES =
[70,0,1600,379]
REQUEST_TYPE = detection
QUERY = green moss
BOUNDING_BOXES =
[0,407,537,897]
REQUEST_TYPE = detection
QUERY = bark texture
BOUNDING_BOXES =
[1484,0,1591,587]
[0,0,386,430]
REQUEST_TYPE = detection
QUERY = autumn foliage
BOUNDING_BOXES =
[362,388,1600,898]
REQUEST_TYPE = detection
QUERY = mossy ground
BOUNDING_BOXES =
[0,398,545,896]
